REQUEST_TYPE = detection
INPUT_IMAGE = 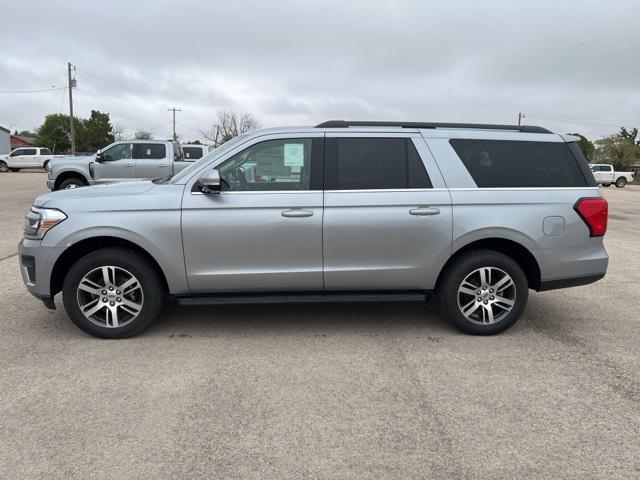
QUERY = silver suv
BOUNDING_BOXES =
[19,121,609,338]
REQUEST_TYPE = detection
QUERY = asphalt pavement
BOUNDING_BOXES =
[1,172,638,479]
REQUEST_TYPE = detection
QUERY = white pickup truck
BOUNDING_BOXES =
[0,147,57,172]
[590,164,635,188]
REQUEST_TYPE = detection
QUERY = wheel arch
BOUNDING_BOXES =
[436,237,542,291]
[54,171,89,190]
[50,236,170,297]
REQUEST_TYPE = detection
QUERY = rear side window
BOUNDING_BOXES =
[134,143,166,160]
[40,148,51,155]
[449,139,589,188]
[334,138,432,190]
[21,148,37,155]
[183,146,203,160]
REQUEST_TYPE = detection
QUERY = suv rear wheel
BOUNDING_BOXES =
[437,249,528,335]
[62,247,165,338]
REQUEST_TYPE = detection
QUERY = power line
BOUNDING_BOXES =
[0,87,65,94]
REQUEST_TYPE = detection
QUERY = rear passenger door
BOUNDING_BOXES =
[134,143,171,179]
[323,133,452,290]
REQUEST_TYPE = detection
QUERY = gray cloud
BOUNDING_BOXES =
[1,0,638,140]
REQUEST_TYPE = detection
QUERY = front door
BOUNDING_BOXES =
[322,134,452,290]
[93,142,135,182]
[181,134,324,293]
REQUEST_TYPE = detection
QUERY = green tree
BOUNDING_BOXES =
[568,133,595,161]
[79,110,115,151]
[134,130,153,140]
[619,127,639,146]
[594,135,638,170]
[35,114,83,153]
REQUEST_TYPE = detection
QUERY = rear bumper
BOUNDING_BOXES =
[538,273,605,291]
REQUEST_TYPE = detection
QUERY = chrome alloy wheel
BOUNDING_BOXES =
[76,266,144,328]
[457,267,516,325]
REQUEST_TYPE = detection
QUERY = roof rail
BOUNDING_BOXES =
[315,120,552,134]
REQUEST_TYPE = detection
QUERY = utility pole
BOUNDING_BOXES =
[167,107,181,141]
[68,62,76,155]
[517,112,525,126]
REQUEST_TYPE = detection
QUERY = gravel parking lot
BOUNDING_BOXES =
[1,172,639,479]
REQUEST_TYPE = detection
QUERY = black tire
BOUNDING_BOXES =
[9,168,19,172]
[602,183,611,187]
[58,177,87,190]
[43,160,50,170]
[615,177,627,188]
[436,249,528,335]
[0,161,8,173]
[62,247,166,338]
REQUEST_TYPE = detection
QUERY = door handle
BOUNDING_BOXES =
[281,209,313,218]
[409,206,440,216]
[123,163,134,167]
[157,164,167,167]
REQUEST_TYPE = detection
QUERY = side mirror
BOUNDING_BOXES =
[95,151,105,163]
[199,169,221,194]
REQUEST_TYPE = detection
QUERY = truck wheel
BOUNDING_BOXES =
[0,161,8,172]
[58,177,87,190]
[43,160,50,170]
[436,249,528,335]
[602,183,611,187]
[62,247,165,338]
[615,177,627,188]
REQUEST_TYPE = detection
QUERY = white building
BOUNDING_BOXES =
[0,126,10,155]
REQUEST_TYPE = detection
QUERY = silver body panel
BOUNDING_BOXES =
[20,125,608,303]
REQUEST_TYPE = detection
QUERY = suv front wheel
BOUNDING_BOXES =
[62,247,165,338]
[437,249,528,335]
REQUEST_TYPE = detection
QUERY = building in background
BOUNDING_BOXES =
[10,134,36,149]
[0,126,10,155]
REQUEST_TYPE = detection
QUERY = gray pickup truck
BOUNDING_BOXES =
[46,140,191,190]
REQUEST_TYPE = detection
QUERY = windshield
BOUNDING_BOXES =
[168,132,253,184]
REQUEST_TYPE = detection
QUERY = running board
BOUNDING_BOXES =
[174,291,432,306]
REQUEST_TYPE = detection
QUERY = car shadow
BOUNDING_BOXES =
[148,300,453,338]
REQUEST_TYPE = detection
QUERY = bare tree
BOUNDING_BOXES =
[112,123,127,141]
[202,110,260,147]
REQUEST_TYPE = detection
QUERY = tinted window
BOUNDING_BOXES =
[10,149,24,157]
[103,143,132,161]
[450,139,588,188]
[336,138,431,190]
[183,146,203,160]
[21,148,37,155]
[219,138,314,191]
[134,143,166,160]
[40,148,51,155]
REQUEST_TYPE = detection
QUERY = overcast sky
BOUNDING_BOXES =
[1,0,638,142]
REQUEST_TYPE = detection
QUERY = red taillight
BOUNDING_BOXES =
[574,197,608,237]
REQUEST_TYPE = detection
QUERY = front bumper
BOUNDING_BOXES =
[18,239,64,309]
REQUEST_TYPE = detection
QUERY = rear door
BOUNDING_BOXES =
[323,133,452,290]
[134,143,171,179]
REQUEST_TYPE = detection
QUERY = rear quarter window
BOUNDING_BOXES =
[449,139,590,188]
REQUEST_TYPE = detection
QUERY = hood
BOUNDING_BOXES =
[34,180,156,206]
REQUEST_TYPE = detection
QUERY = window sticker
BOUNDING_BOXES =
[284,143,304,173]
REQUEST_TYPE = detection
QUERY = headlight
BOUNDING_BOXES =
[23,207,67,240]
